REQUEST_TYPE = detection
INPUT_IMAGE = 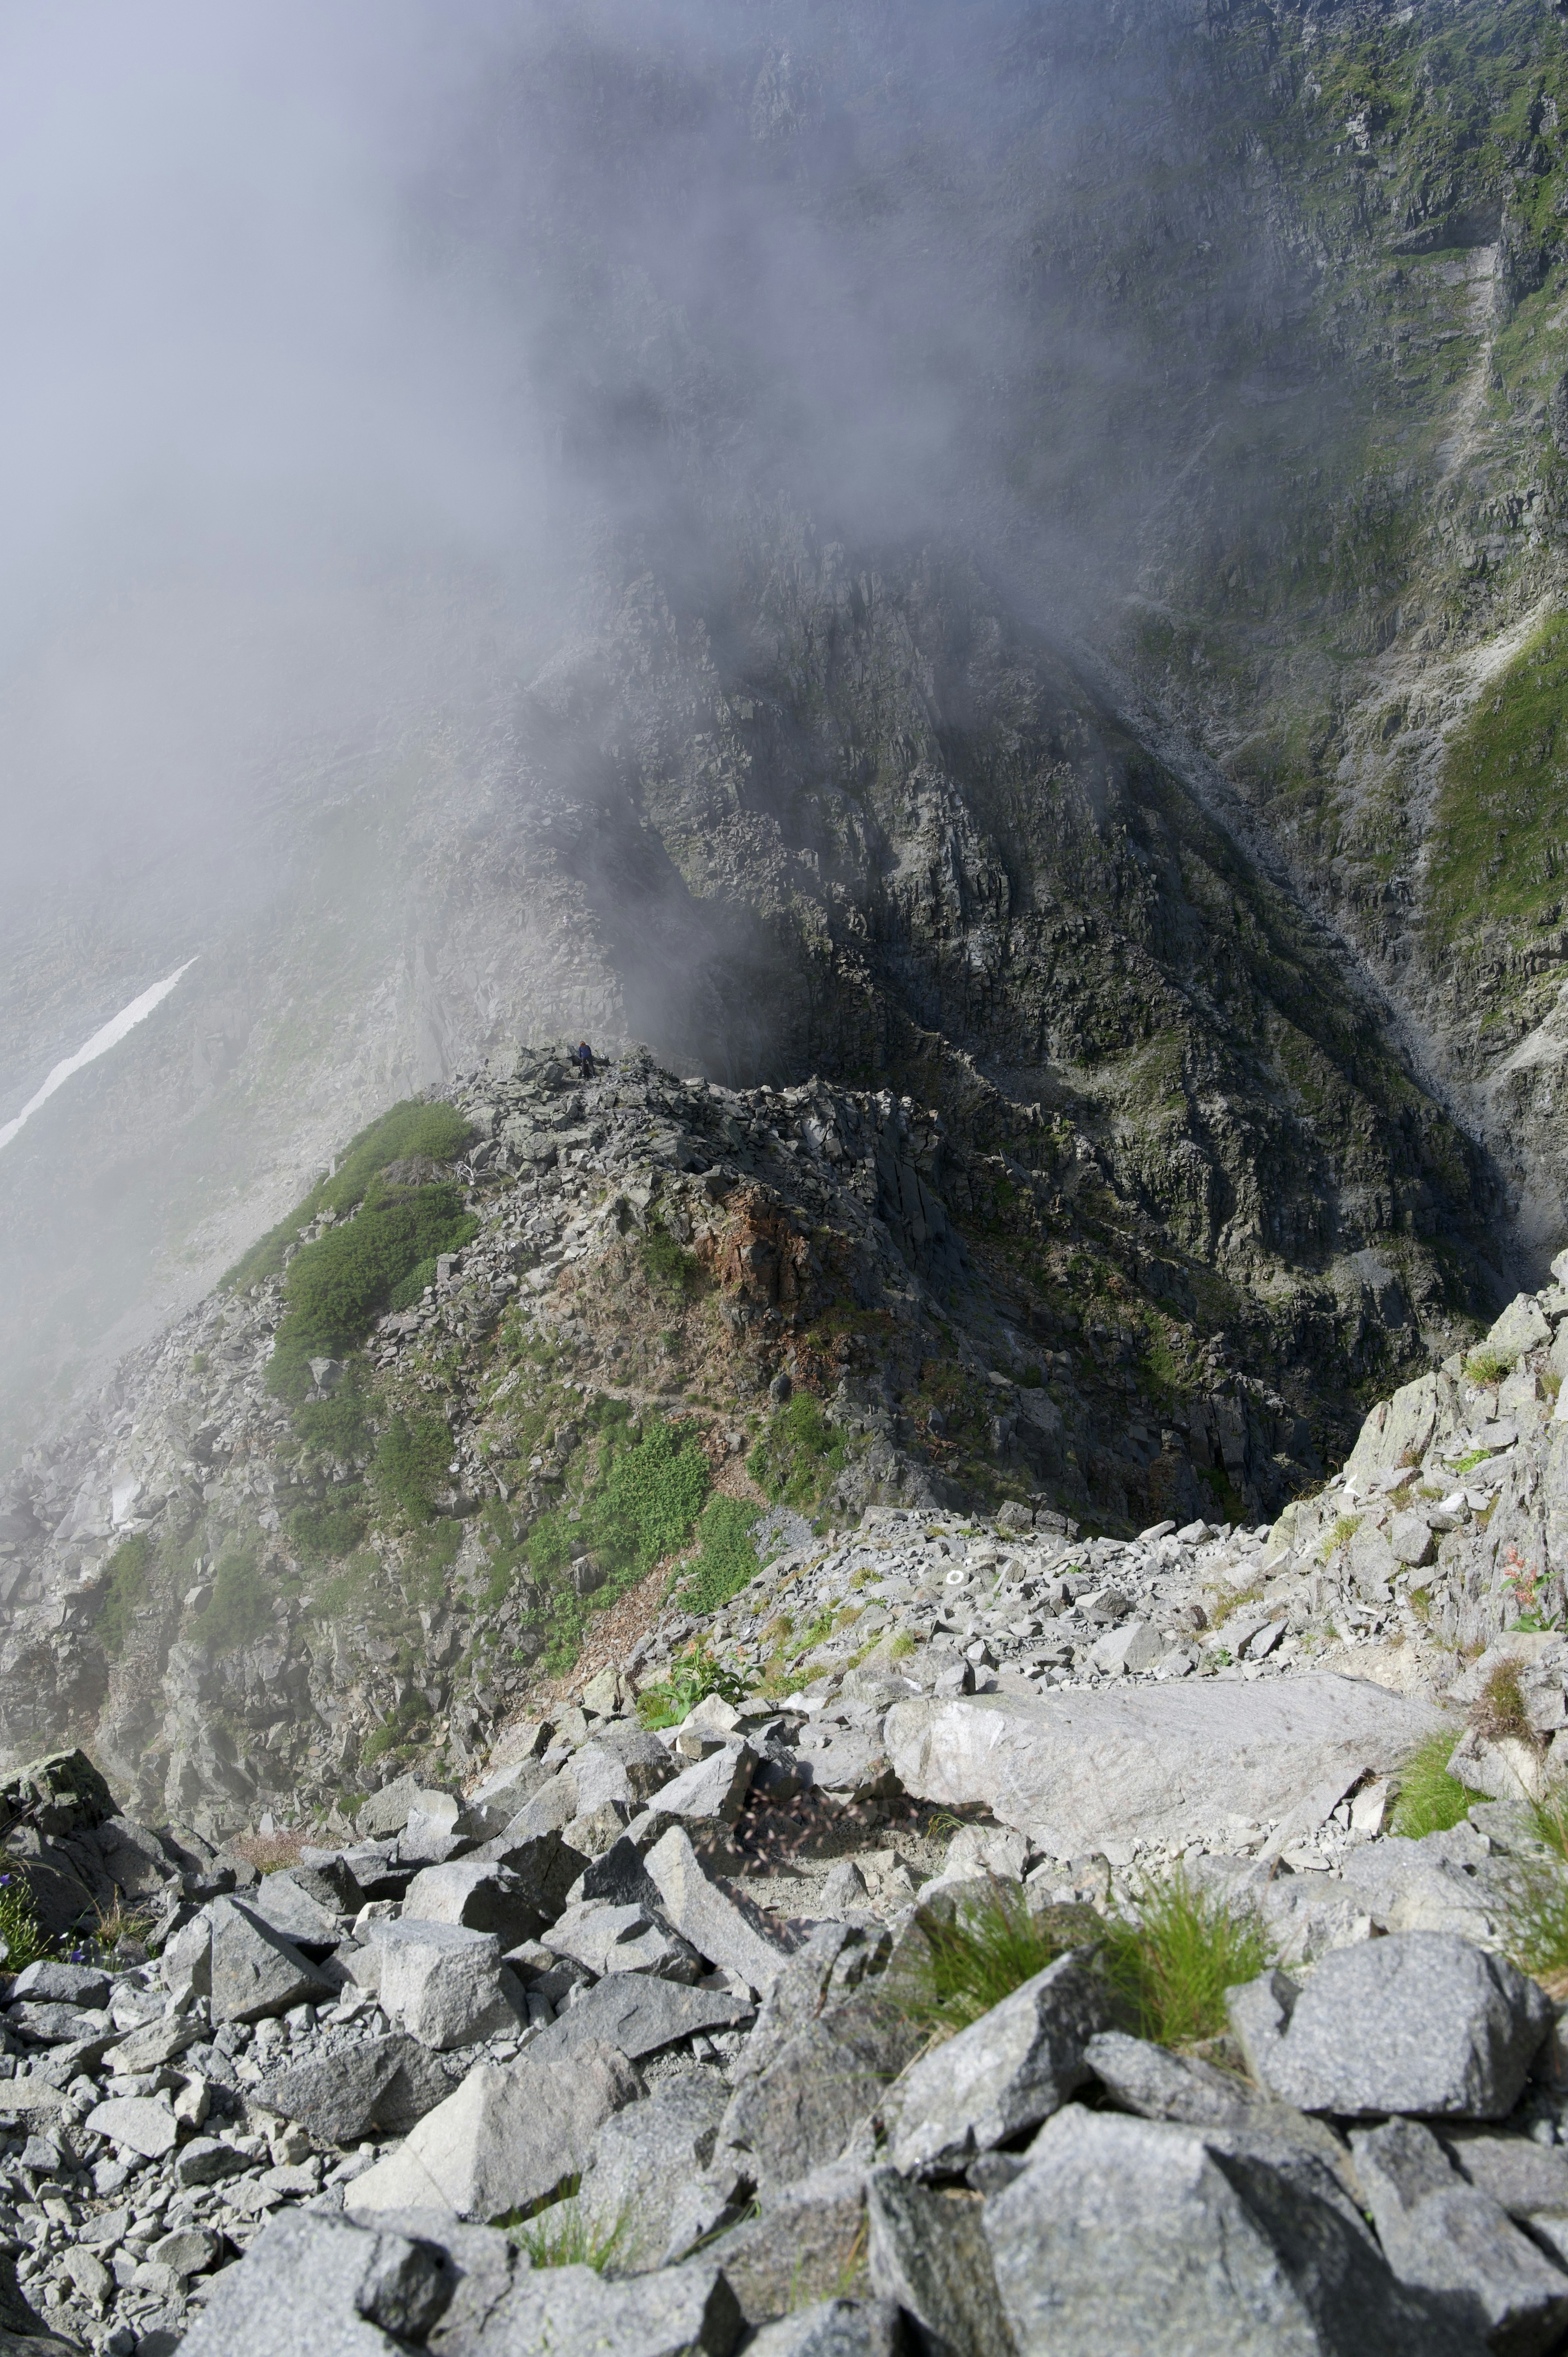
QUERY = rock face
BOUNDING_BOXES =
[885,1677,1442,1856]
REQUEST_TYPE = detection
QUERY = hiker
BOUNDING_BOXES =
[575,1039,595,1079]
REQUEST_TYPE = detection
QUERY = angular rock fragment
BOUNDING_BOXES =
[743,2301,906,2357]
[256,2033,458,2147]
[696,2164,869,2328]
[83,2094,179,2160]
[643,1826,797,1992]
[543,1897,699,1980]
[718,1980,922,2191]
[1227,1935,1552,2119]
[371,1920,523,2051]
[866,2165,1013,2357]
[525,1970,752,2063]
[402,1860,546,1948]
[885,1677,1444,1855]
[1351,2118,1568,2357]
[985,2107,1483,2355]
[208,1896,330,2026]
[176,2208,453,2356]
[467,2256,742,2357]
[889,1949,1111,2176]
[244,1869,345,1950]
[348,2045,638,2221]
[577,2074,728,2266]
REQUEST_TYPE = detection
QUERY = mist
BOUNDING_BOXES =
[0,0,1307,1457]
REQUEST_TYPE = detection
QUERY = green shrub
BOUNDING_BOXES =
[286,1491,369,1565]
[1391,1731,1482,1837]
[524,1418,711,1674]
[294,1367,373,1459]
[641,1226,698,1299]
[96,1534,151,1657]
[190,1550,272,1654]
[374,1413,452,1526]
[408,1518,463,1604]
[267,1183,477,1402]
[389,1256,439,1314]
[675,1497,762,1615]
[637,1638,748,1729]
[748,1394,846,1513]
[0,1871,47,1971]
[224,1100,474,1293]
[889,1882,1102,2036]
[1100,1871,1274,2048]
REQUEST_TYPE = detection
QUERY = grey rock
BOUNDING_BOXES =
[160,1912,213,2000]
[464,2257,742,2355]
[174,2135,251,2186]
[643,1826,797,1993]
[884,1677,1443,1856]
[371,1920,522,2051]
[240,1871,343,1951]
[985,2106,1483,2356]
[8,1961,109,2008]
[256,2033,455,2147]
[542,1898,699,1981]
[732,1922,890,2087]
[209,1895,331,2026]
[467,1758,554,1839]
[176,2208,453,2357]
[526,1971,753,2063]
[1351,2117,1568,2357]
[356,2210,515,2356]
[889,1950,1111,2177]
[866,2165,1013,2357]
[577,2074,728,2267]
[743,2303,906,2357]
[347,2045,639,2222]
[719,1984,924,2193]
[1085,2027,1273,2129]
[7,2001,107,2044]
[102,2012,203,2074]
[357,1775,426,1841]
[1442,2128,1568,2221]
[707,2163,869,2327]
[1390,1512,1437,1569]
[643,1742,757,1826]
[403,1861,546,1949]
[82,2095,178,2159]
[1083,2027,1364,2203]
[1227,1935,1552,2119]
[579,1835,661,1910]
[572,1732,678,1815]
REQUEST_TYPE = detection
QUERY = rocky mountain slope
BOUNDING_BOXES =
[0,1235,1566,2349]
[12,0,1568,1471]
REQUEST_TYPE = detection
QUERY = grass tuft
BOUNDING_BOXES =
[1472,1660,1537,1751]
[0,1871,47,1971]
[512,2196,630,2272]
[1390,1731,1481,1837]
[1099,1870,1274,2049]
[890,1881,1103,2037]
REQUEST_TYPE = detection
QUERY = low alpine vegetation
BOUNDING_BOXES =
[1390,1731,1481,1838]
[1099,1870,1274,2049]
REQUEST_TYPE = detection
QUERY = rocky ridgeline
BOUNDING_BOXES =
[0,1046,1325,1835]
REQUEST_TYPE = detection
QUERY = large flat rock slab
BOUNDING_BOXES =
[884,1676,1445,1855]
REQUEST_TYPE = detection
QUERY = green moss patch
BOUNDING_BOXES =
[1428,614,1568,945]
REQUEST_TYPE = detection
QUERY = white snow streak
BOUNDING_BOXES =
[0,959,197,1155]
